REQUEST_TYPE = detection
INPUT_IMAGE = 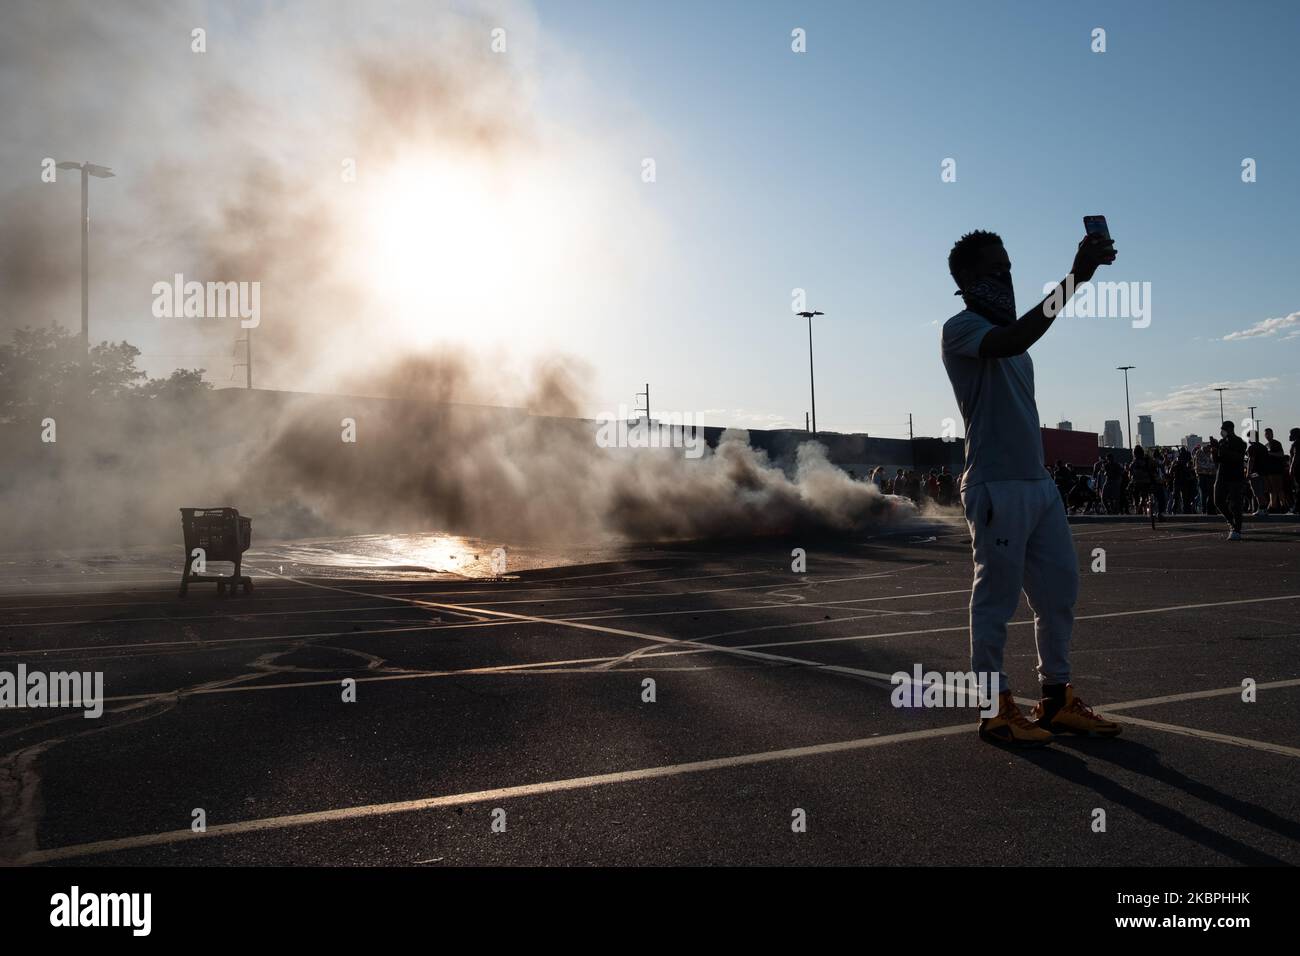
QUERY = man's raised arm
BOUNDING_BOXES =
[979,235,1116,359]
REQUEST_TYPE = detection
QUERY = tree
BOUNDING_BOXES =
[141,367,212,401]
[0,325,209,422]
[0,325,83,419]
[86,339,147,400]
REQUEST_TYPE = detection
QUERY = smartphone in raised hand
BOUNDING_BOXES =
[1083,215,1111,241]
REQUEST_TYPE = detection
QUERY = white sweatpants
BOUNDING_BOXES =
[961,477,1078,693]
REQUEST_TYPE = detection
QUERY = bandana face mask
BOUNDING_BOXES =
[962,272,1016,324]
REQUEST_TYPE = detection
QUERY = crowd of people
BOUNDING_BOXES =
[1048,425,1299,529]
[852,425,1300,531]
[863,465,959,506]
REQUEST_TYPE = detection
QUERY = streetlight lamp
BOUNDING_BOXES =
[55,160,115,354]
[1116,366,1135,448]
[1213,386,1231,424]
[796,310,824,434]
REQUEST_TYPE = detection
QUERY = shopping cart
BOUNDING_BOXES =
[178,507,253,597]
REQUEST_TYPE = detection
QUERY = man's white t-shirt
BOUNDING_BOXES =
[941,309,1047,491]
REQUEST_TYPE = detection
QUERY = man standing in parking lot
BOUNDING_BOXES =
[941,228,1121,746]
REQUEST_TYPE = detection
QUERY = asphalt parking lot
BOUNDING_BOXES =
[2,517,1297,866]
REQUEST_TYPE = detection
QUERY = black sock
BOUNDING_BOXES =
[1042,683,1068,703]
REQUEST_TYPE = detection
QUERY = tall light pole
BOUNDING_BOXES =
[235,329,254,389]
[1116,365,1136,448]
[1213,386,1230,425]
[55,161,115,354]
[797,311,823,434]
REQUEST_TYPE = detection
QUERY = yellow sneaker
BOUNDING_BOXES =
[1032,685,1122,737]
[978,691,1053,747]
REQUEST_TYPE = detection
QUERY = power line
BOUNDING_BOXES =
[137,353,230,359]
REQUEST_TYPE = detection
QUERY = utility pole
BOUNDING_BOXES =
[80,171,88,348]
[805,411,810,433]
[55,160,114,355]
[796,311,823,433]
[234,329,253,389]
[1117,366,1136,448]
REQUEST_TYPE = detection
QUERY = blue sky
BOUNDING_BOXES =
[529,0,1299,444]
[5,0,1295,446]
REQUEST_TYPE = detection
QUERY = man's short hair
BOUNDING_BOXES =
[948,229,1003,284]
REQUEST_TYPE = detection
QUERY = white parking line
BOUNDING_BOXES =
[12,722,975,864]
[1101,713,1300,759]
[562,588,971,624]
[1100,680,1300,711]
[18,677,1300,865]
[4,622,480,658]
[704,593,1300,654]
[12,588,1299,675]
[0,603,442,629]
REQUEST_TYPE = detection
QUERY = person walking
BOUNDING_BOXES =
[1103,453,1124,514]
[1173,446,1197,514]
[1194,442,1217,514]
[1263,428,1291,512]
[1289,428,1300,514]
[1210,421,1247,540]
[1245,433,1269,517]
[1129,445,1157,527]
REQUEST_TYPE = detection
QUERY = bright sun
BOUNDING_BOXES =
[353,154,569,347]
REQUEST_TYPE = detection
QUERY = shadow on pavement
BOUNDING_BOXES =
[1006,737,1297,865]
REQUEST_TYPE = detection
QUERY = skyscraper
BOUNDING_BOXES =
[1102,420,1124,448]
[1137,415,1155,448]
[1057,420,1073,431]
[1183,433,1203,449]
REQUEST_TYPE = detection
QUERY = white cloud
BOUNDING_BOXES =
[1143,378,1278,417]
[1223,311,1300,341]
[697,409,798,428]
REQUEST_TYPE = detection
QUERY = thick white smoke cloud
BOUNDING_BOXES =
[0,1,915,551]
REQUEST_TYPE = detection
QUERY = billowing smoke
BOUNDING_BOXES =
[0,1,915,552]
[1,345,915,549]
[247,351,913,545]
[0,0,562,387]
